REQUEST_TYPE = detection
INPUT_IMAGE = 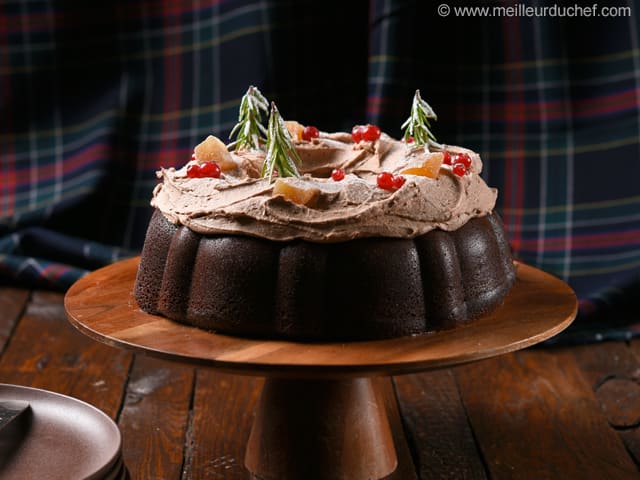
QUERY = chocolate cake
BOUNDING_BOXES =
[134,89,516,341]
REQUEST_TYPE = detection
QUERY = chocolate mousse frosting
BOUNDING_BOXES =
[151,132,497,243]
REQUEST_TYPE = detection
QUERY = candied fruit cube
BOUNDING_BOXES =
[400,167,429,176]
[194,135,237,171]
[284,121,304,141]
[421,152,444,178]
[401,152,444,179]
[273,179,320,207]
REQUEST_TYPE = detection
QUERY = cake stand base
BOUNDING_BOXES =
[65,258,577,480]
[246,377,398,480]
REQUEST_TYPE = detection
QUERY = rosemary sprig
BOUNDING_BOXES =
[401,89,439,149]
[261,102,301,182]
[228,86,269,151]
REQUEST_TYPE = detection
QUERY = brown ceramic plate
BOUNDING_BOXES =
[0,384,122,480]
[101,456,127,480]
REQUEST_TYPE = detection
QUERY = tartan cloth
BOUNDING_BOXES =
[1,0,639,344]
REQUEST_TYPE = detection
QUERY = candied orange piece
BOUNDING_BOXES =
[421,152,444,178]
[273,179,320,207]
[284,121,304,141]
[401,167,430,176]
[401,152,444,179]
[194,135,237,171]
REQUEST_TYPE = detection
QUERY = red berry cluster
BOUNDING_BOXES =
[331,168,345,181]
[187,161,221,178]
[302,126,320,141]
[442,151,472,177]
[377,171,405,190]
[352,124,381,143]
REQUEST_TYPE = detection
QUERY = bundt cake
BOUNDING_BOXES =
[134,88,516,341]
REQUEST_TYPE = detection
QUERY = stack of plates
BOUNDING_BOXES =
[0,384,127,479]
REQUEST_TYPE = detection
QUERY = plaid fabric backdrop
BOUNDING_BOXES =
[1,0,639,343]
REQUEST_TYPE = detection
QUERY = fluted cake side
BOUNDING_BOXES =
[134,210,516,341]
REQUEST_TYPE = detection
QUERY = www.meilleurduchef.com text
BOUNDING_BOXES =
[437,3,632,18]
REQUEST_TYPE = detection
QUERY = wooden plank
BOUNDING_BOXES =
[378,377,419,480]
[393,369,487,480]
[623,338,640,467]
[0,287,30,355]
[182,370,262,480]
[0,290,132,418]
[630,337,640,361]
[571,340,640,455]
[455,349,638,479]
[119,355,194,480]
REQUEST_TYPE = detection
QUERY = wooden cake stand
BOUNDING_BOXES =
[65,257,577,480]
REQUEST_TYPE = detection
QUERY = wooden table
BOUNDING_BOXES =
[0,286,638,479]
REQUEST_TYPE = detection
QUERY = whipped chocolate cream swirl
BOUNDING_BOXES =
[151,132,497,242]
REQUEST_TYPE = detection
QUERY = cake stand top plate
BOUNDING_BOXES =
[65,258,577,378]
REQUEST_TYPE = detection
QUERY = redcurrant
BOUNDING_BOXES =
[187,164,202,178]
[199,161,222,178]
[442,151,452,165]
[302,126,320,141]
[351,125,364,143]
[392,175,406,189]
[453,153,472,169]
[377,172,395,190]
[452,163,467,177]
[362,124,381,142]
[331,168,345,181]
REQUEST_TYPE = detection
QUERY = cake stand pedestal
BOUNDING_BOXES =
[65,258,577,480]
